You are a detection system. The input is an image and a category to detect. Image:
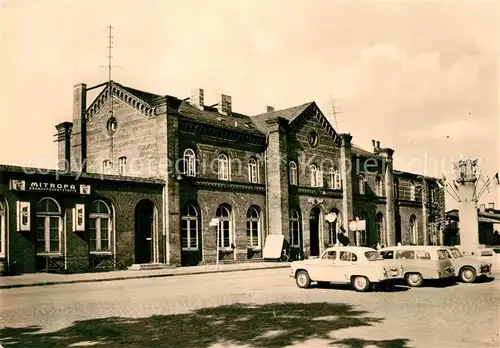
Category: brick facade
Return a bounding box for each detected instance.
[0,80,446,274]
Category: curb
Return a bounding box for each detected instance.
[0,264,290,289]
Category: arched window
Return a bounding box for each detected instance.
[328,208,340,245]
[359,175,366,194]
[218,154,230,180]
[290,209,301,247]
[310,164,318,187]
[375,176,382,196]
[36,198,62,254]
[248,157,258,183]
[216,205,232,248]
[183,149,196,177]
[376,213,384,245]
[289,161,298,185]
[89,200,112,252]
[0,200,5,258]
[409,181,416,201]
[102,159,112,175]
[246,206,261,247]
[181,204,199,249]
[118,157,127,176]
[410,215,418,245]
[329,167,341,190]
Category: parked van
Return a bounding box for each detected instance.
[378,245,455,287]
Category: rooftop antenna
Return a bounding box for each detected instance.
[328,90,340,131]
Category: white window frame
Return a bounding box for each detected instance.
[310,164,318,187]
[376,176,382,196]
[89,200,112,253]
[218,154,230,181]
[316,167,324,187]
[0,201,5,258]
[102,160,112,175]
[118,157,127,176]
[216,205,232,249]
[246,206,261,248]
[183,149,196,177]
[248,158,259,183]
[410,182,416,201]
[329,168,342,190]
[36,197,62,255]
[290,209,301,247]
[181,204,199,250]
[289,161,298,185]
[359,175,366,194]
[410,215,418,244]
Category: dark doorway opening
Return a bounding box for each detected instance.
[395,212,402,244]
[309,207,321,257]
[135,200,155,264]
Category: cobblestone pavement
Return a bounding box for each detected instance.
[1,268,498,348]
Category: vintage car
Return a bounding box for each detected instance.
[443,246,491,283]
[289,246,404,292]
[460,246,499,274]
[379,245,455,287]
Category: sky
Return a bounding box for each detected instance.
[0,0,499,210]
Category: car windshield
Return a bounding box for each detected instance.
[365,251,383,261]
[449,248,462,258]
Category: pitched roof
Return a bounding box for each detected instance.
[174,100,265,136]
[249,102,313,133]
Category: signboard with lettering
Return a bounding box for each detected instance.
[9,180,91,195]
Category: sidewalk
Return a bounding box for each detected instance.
[0,262,291,289]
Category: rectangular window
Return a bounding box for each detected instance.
[328,222,337,245]
[290,221,300,247]
[181,219,198,249]
[101,218,109,251]
[334,173,342,189]
[396,250,415,259]
[36,217,45,252]
[49,217,59,252]
[89,218,97,252]
[218,220,231,248]
[246,221,259,247]
[102,160,112,175]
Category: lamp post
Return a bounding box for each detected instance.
[209,218,220,270]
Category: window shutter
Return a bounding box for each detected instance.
[73,204,85,231]
[16,201,30,231]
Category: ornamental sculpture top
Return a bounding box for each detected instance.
[454,159,478,184]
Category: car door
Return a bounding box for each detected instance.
[337,251,356,283]
[315,250,337,281]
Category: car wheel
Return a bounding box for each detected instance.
[405,273,423,287]
[352,276,371,292]
[295,270,311,288]
[460,266,477,283]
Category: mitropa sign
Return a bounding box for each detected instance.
[9,179,91,195]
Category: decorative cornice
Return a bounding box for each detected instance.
[179,176,265,193]
[178,120,266,147]
[295,186,343,198]
[86,83,161,123]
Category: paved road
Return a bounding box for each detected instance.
[1,268,499,348]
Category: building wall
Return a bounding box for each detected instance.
[85,96,167,178]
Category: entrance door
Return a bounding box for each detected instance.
[309,207,320,257]
[135,200,155,264]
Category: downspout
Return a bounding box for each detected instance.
[164,106,170,265]
[264,134,270,241]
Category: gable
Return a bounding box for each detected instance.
[85,82,164,123]
[288,102,341,146]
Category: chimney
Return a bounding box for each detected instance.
[267,105,275,113]
[190,88,204,110]
[372,139,376,148]
[55,122,73,171]
[218,94,232,116]
[488,202,495,211]
[376,140,381,149]
[479,204,486,213]
[70,83,87,172]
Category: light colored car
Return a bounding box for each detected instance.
[460,247,500,274]
[379,245,455,287]
[443,247,491,283]
[289,246,404,292]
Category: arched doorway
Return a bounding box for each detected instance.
[135,200,156,264]
[309,207,321,257]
